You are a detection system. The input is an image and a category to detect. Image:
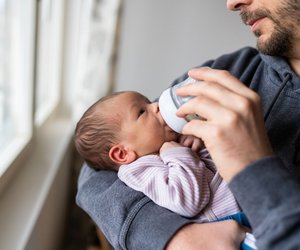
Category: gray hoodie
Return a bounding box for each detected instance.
[76,47,300,250]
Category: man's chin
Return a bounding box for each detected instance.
[256,29,292,56]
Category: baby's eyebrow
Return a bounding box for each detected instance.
[129,102,138,112]
[129,103,142,118]
[144,97,151,104]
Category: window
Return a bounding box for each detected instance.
[0,0,121,178]
[0,0,35,176]
[0,0,122,249]
[73,0,121,121]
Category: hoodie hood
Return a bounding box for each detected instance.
[261,53,300,91]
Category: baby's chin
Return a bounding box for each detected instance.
[163,123,178,136]
[166,130,179,142]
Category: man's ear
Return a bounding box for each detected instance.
[109,144,137,165]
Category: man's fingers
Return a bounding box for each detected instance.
[188,67,252,96]
[176,95,233,122]
[176,80,255,114]
[176,68,262,124]
[180,120,209,140]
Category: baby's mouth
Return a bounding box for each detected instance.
[162,118,172,131]
[158,110,176,133]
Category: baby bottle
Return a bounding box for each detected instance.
[159,76,202,133]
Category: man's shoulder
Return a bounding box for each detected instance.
[172,47,261,87]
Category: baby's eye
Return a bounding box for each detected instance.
[138,109,145,117]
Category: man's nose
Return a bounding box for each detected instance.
[226,0,252,11]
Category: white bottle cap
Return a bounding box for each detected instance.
[159,88,188,133]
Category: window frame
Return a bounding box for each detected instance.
[34,0,64,127]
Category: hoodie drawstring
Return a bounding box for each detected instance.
[264,73,292,122]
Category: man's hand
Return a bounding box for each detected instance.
[166,220,248,250]
[176,67,273,181]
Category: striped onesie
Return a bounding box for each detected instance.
[118,146,241,222]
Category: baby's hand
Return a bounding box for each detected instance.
[160,141,181,154]
[178,135,204,152]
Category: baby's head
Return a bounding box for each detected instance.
[74,91,178,171]
[74,92,124,171]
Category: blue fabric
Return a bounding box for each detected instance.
[217,212,251,228]
[241,242,255,250]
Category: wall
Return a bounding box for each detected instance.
[115,0,256,100]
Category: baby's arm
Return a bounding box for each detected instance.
[118,145,213,217]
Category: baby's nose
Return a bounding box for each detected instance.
[151,102,165,123]
[150,102,159,113]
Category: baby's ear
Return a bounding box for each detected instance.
[109,144,137,165]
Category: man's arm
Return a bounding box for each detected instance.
[77,163,247,250]
[76,163,191,249]
[166,220,248,250]
[229,157,300,250]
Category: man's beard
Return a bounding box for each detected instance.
[255,23,292,56]
[240,0,300,57]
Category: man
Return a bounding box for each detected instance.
[76,0,300,249]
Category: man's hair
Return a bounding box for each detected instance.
[74,92,125,171]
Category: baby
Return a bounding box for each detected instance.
[75,91,256,249]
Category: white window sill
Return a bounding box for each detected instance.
[0,114,74,250]
[0,135,31,177]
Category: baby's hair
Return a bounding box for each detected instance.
[74,91,126,171]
